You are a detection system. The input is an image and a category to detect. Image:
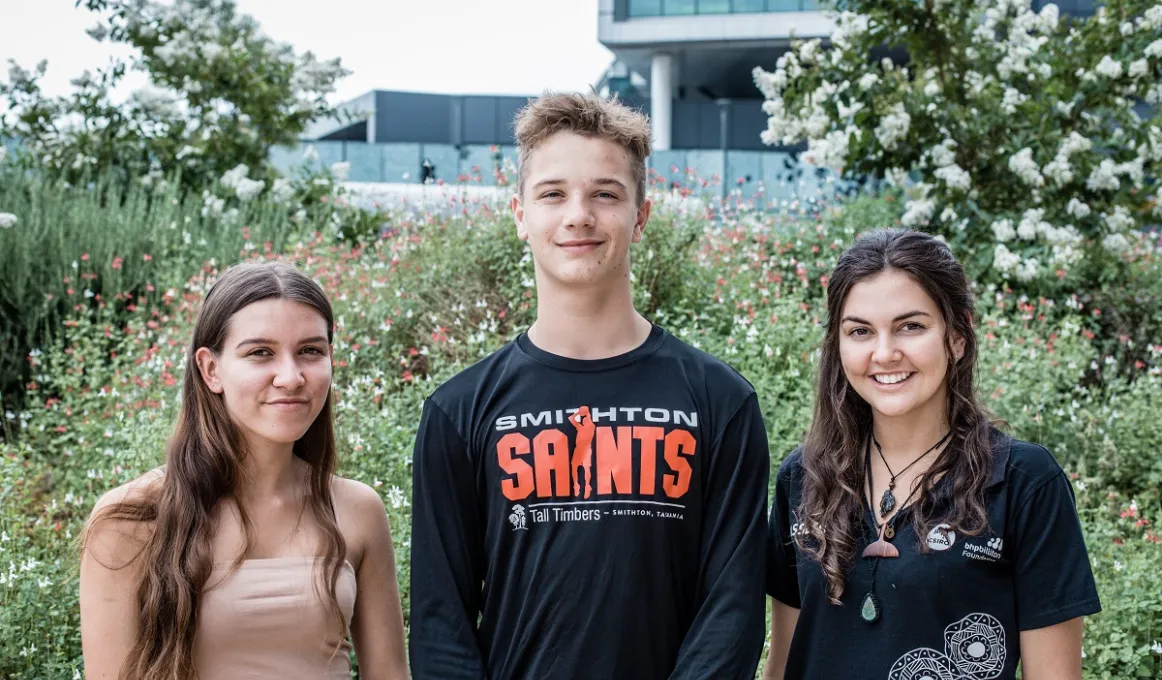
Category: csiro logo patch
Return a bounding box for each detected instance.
[927,523,956,551]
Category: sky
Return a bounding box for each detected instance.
[0,0,615,104]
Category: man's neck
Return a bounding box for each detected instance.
[528,279,652,360]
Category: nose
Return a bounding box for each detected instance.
[271,354,306,389]
[872,335,899,366]
[563,195,595,230]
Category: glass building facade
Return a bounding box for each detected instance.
[627,0,820,16]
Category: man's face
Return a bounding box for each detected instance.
[512,131,651,290]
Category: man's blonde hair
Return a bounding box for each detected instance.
[513,92,652,206]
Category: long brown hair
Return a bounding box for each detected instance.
[799,229,994,603]
[83,260,347,680]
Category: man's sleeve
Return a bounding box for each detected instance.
[767,454,801,607]
[1011,470,1102,631]
[669,392,770,680]
[408,398,488,680]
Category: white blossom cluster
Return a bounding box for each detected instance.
[755,0,1162,286]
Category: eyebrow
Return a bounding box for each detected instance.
[841,311,933,325]
[531,178,629,192]
[235,336,328,349]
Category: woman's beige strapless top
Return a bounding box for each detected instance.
[194,556,357,679]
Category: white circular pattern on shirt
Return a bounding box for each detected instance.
[943,612,1007,679]
[887,647,960,680]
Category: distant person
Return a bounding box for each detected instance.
[421,157,435,184]
[407,92,770,679]
[80,261,409,680]
[762,229,1100,680]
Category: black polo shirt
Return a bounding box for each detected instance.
[767,430,1101,679]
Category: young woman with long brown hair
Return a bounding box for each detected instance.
[763,229,1100,680]
[80,261,409,679]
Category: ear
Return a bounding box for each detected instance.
[511,194,529,242]
[951,330,967,363]
[632,197,652,244]
[195,347,224,394]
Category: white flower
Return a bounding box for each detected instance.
[1103,233,1131,253]
[1151,640,1162,655]
[1055,100,1075,116]
[1104,206,1136,232]
[1043,155,1073,185]
[1009,148,1044,187]
[798,39,821,64]
[901,197,936,228]
[924,80,940,97]
[858,73,880,91]
[1016,258,1040,281]
[1147,39,1162,58]
[1067,198,1091,219]
[220,164,250,190]
[804,128,856,169]
[271,177,295,203]
[329,161,351,182]
[0,212,16,229]
[1096,55,1124,79]
[930,139,957,168]
[1144,6,1162,30]
[1059,131,1092,156]
[1039,4,1060,31]
[832,11,871,50]
[1121,21,1135,36]
[1086,159,1120,191]
[940,207,958,223]
[935,164,971,191]
[1130,59,1150,79]
[1018,209,1046,240]
[993,244,1021,274]
[874,103,911,151]
[1002,87,1028,114]
[234,177,265,201]
[992,219,1016,243]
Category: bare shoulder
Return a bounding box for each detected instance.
[90,468,165,517]
[84,468,164,570]
[330,475,387,517]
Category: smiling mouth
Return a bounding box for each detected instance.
[558,240,603,250]
[267,399,309,408]
[872,372,914,385]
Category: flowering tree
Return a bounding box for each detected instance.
[0,0,349,194]
[754,0,1162,288]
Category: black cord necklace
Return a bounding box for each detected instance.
[859,438,930,625]
[872,430,951,517]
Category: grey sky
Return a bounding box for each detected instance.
[0,0,614,104]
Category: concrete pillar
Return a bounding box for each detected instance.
[650,52,673,152]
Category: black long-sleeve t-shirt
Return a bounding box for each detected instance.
[409,324,769,680]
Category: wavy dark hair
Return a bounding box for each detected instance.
[82,260,347,680]
[799,229,994,603]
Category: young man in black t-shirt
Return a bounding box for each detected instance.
[408,93,770,680]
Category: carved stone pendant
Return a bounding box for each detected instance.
[861,591,881,624]
[879,487,897,517]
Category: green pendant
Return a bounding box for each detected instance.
[860,592,881,624]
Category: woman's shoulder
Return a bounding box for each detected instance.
[329,475,385,512]
[90,468,165,518]
[84,468,164,568]
[997,434,1066,483]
